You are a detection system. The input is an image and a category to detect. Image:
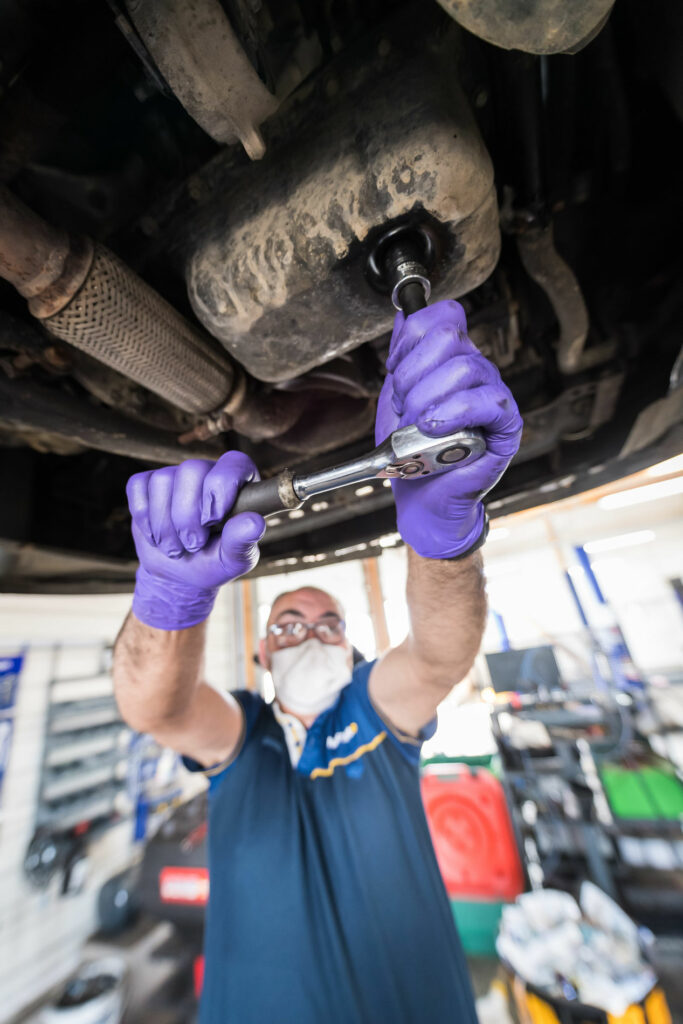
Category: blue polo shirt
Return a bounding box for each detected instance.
[188,659,477,1024]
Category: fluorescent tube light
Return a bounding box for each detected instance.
[583,530,655,553]
[598,477,683,509]
[645,454,683,477]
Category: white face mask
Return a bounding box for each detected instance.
[270,639,351,717]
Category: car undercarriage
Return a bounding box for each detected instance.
[0,0,681,590]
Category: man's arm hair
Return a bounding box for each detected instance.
[113,611,244,769]
[369,547,487,735]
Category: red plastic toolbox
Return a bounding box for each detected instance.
[420,766,524,900]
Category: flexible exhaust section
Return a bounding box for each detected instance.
[41,243,235,415]
[0,186,236,416]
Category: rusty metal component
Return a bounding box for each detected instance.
[0,541,141,595]
[0,312,70,376]
[177,369,247,443]
[270,397,376,456]
[179,383,370,451]
[0,182,94,318]
[0,186,88,301]
[514,373,624,461]
[435,0,615,55]
[126,0,278,160]
[177,414,231,445]
[229,468,303,520]
[1,311,197,434]
[187,41,500,383]
[67,352,196,434]
[28,236,95,319]
[276,470,300,513]
[178,380,308,445]
[517,224,590,376]
[231,389,308,442]
[0,373,219,463]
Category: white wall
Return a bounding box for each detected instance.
[574,520,683,676]
[483,492,683,677]
[378,483,683,680]
[0,585,239,1022]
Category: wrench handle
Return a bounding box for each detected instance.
[225,470,302,522]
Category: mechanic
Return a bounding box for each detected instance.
[113,301,522,1024]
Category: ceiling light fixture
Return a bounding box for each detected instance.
[583,530,655,554]
[645,454,683,477]
[597,477,683,510]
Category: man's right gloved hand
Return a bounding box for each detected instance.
[126,451,266,630]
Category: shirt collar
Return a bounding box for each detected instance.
[272,699,308,768]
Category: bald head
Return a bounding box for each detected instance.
[266,586,344,631]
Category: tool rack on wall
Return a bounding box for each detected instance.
[491,688,683,932]
[37,643,129,832]
[24,642,132,891]
[25,641,184,892]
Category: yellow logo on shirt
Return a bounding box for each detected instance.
[311,731,386,779]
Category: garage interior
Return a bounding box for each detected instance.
[0,456,681,1022]
[1,0,682,1021]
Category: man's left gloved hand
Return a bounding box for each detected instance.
[376,300,523,560]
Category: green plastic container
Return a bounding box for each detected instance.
[421,753,501,776]
[600,764,683,821]
[450,899,505,955]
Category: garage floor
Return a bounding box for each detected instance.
[70,921,683,1023]
[86,920,196,1024]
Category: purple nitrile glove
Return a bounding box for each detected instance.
[126,451,266,630]
[376,300,523,559]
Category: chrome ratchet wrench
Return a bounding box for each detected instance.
[227,423,486,521]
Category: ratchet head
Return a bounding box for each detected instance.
[381,424,486,480]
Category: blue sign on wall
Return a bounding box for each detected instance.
[0,654,24,806]
[0,655,23,713]
[0,715,15,804]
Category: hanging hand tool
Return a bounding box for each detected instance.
[223,224,487,524]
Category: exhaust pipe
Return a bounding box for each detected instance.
[0,187,374,452]
[0,186,235,416]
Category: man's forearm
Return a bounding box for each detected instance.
[113,611,207,733]
[405,546,487,690]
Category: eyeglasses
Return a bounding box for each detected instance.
[267,618,346,648]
